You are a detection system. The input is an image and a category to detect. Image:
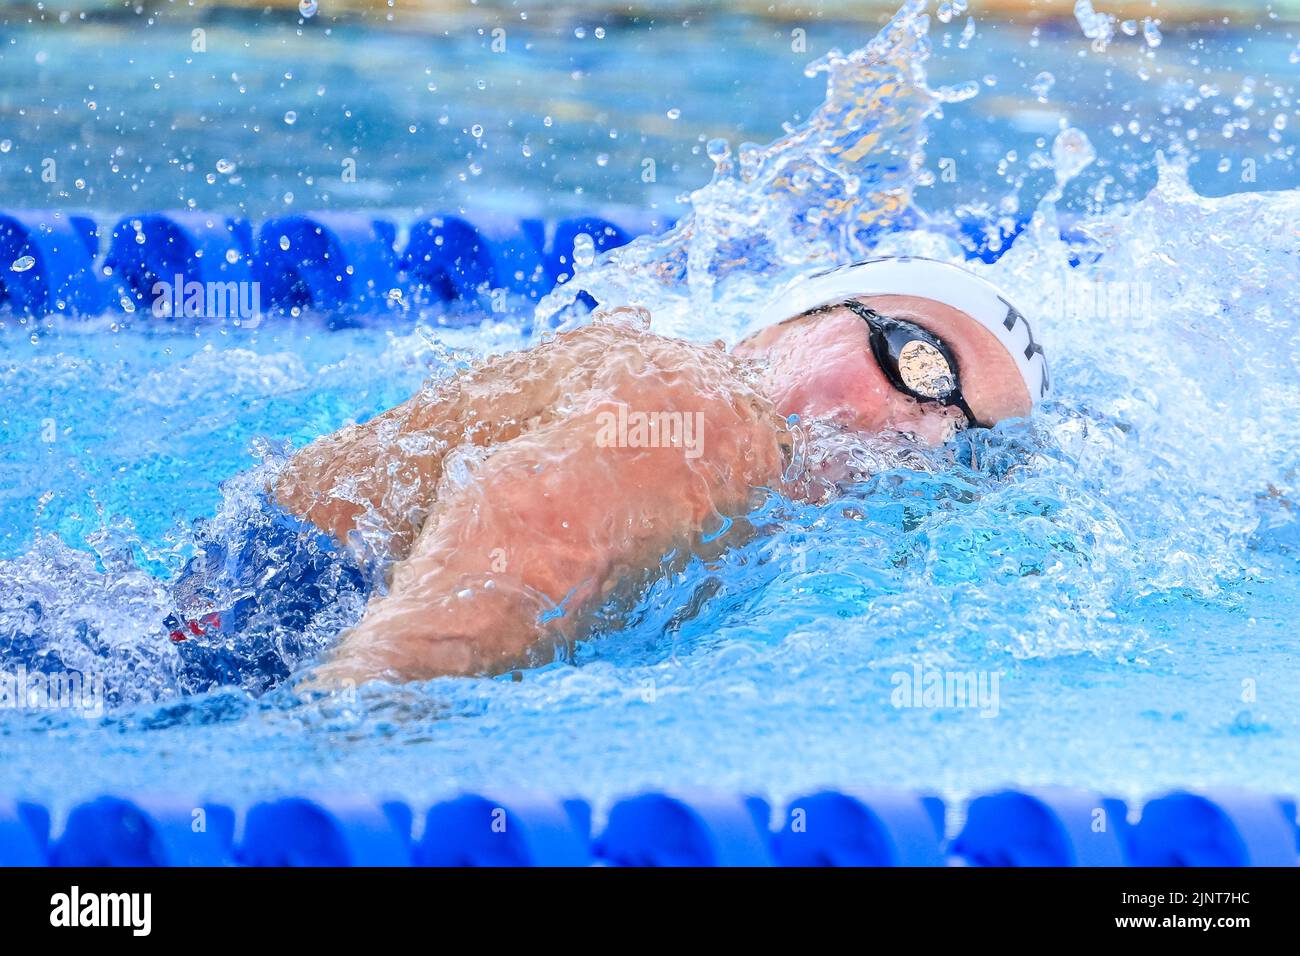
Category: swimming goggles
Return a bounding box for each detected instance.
[841,299,982,428]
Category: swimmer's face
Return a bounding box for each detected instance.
[735,294,1033,443]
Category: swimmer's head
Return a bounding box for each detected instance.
[735,257,1051,443]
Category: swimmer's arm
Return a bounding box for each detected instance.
[312,392,785,683]
[274,328,624,552]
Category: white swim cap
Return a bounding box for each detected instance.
[748,256,1051,403]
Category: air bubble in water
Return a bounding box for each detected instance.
[225,249,240,264]
[216,158,236,174]
[666,108,681,120]
[119,295,136,313]
[299,0,318,17]
[706,138,731,164]
[471,124,484,138]
[279,235,291,251]
[10,255,36,272]
[0,139,11,153]
[284,110,298,125]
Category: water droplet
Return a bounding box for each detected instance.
[1030,71,1055,102]
[10,255,35,272]
[706,138,731,164]
[1052,127,1096,185]
[279,235,291,251]
[572,233,596,269]
[1142,17,1162,48]
[284,110,298,125]
[299,0,318,17]
[958,18,976,49]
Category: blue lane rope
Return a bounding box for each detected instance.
[1,208,1045,320]
[0,209,678,320]
[3,788,1295,866]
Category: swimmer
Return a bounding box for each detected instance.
[169,257,1050,690]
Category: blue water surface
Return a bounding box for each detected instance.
[1,5,1299,814]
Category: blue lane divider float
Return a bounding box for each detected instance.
[950,788,1129,867]
[3,787,1298,866]
[416,792,592,866]
[771,789,946,866]
[0,799,49,865]
[52,795,236,866]
[404,212,551,305]
[594,792,774,866]
[0,210,104,315]
[255,213,401,316]
[105,212,254,317]
[1126,790,1298,867]
[239,795,412,866]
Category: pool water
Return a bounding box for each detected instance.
[1,2,1299,815]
